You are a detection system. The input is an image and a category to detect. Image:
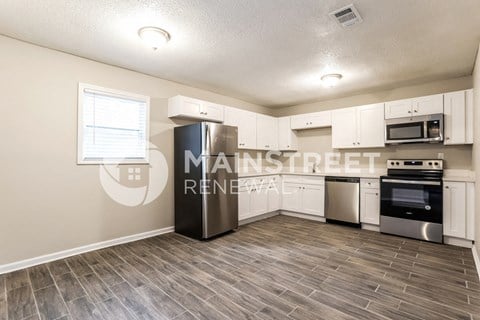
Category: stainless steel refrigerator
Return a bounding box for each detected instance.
[174,122,238,239]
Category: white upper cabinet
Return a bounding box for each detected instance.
[411,94,443,116]
[332,103,385,149]
[256,114,278,150]
[168,95,224,122]
[331,107,358,148]
[278,117,298,151]
[384,98,413,119]
[224,107,257,149]
[384,94,443,119]
[357,103,385,148]
[290,111,332,130]
[444,89,473,145]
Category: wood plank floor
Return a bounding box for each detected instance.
[1,215,479,320]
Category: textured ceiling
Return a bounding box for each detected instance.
[0,0,479,108]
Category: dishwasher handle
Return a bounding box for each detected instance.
[325,176,360,183]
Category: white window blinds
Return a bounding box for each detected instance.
[78,84,150,164]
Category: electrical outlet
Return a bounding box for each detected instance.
[437,153,444,160]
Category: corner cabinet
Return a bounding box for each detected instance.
[168,95,224,122]
[384,94,443,119]
[331,103,385,149]
[238,176,280,221]
[278,117,298,151]
[443,89,473,145]
[443,181,475,240]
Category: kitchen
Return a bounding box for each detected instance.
[1,1,480,320]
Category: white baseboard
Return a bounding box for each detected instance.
[361,223,380,232]
[280,211,326,223]
[443,236,473,248]
[239,211,279,226]
[472,245,480,281]
[0,226,174,275]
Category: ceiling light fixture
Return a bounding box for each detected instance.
[138,26,171,50]
[321,73,343,87]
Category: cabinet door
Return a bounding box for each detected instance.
[360,188,380,225]
[444,91,466,145]
[282,183,302,212]
[443,182,466,238]
[278,117,298,151]
[228,109,257,149]
[412,94,443,116]
[384,99,412,119]
[251,188,269,216]
[290,111,331,130]
[466,182,475,241]
[331,107,358,148]
[201,102,224,122]
[466,89,473,144]
[302,185,325,216]
[238,189,251,221]
[357,103,385,148]
[267,184,281,212]
[256,115,278,150]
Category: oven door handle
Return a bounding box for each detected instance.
[382,179,441,186]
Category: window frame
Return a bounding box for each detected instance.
[77,83,151,165]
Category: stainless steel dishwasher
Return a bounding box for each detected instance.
[325,176,360,226]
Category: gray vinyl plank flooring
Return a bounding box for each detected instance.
[0,215,479,320]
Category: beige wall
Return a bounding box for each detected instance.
[272,76,474,170]
[0,35,270,265]
[273,76,472,117]
[473,44,480,257]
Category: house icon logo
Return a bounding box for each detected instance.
[99,142,168,207]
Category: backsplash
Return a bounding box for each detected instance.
[238,127,472,172]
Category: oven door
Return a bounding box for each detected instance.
[380,177,442,223]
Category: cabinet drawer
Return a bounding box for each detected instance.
[361,178,380,189]
[302,176,325,185]
[282,175,303,183]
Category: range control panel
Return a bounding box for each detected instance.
[387,159,443,170]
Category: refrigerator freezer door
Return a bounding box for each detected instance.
[202,123,238,156]
[202,156,238,238]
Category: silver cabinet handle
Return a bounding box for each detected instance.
[414,110,418,113]
[408,110,412,113]
[445,186,449,189]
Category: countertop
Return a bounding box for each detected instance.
[239,168,475,182]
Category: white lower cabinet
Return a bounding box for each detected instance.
[282,183,302,212]
[302,185,325,216]
[238,176,280,221]
[281,176,325,217]
[443,181,475,240]
[360,179,380,225]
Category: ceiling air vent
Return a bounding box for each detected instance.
[329,4,363,27]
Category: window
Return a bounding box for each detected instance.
[77,83,150,164]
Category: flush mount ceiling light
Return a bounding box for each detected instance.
[138,26,171,50]
[321,73,343,87]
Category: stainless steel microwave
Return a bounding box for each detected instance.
[385,114,443,144]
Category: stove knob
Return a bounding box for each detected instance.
[434,162,439,166]
[428,162,433,165]
[390,161,395,165]
[396,162,400,165]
